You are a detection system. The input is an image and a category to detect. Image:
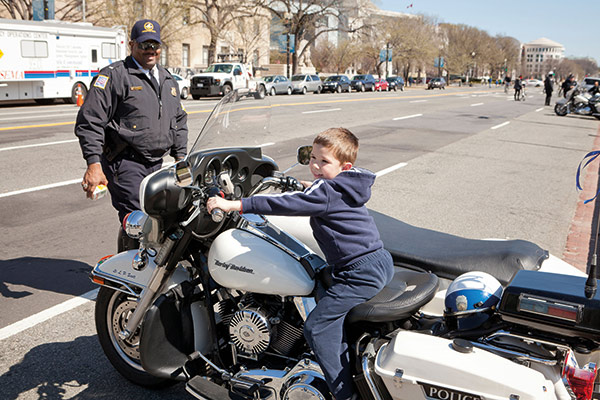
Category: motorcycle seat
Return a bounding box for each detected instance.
[347,267,439,324]
[370,210,548,285]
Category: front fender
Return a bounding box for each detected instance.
[90,250,189,297]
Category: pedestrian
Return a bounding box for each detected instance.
[207,127,394,400]
[544,73,553,106]
[75,19,188,251]
[514,75,523,101]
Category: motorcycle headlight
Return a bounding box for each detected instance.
[123,210,149,239]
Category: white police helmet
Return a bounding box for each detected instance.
[444,271,503,330]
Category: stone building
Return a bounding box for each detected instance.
[520,37,564,77]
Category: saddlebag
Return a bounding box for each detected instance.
[499,270,600,345]
[139,281,210,380]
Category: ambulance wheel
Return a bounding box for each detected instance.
[67,82,87,104]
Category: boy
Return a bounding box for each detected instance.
[207,127,394,400]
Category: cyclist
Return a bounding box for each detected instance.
[504,76,511,93]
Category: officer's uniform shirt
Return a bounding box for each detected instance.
[75,55,188,165]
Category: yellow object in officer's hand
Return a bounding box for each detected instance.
[91,184,108,200]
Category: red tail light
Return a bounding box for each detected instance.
[564,362,597,400]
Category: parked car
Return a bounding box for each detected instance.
[427,77,446,90]
[350,74,376,92]
[171,72,190,99]
[263,75,293,96]
[386,76,404,91]
[523,79,543,87]
[291,74,322,94]
[375,78,389,91]
[321,75,351,93]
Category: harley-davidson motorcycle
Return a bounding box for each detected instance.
[555,86,600,119]
[90,91,600,400]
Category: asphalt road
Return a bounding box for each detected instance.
[1,84,599,399]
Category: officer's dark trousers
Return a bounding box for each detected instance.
[545,92,552,106]
[304,248,394,400]
[101,152,162,222]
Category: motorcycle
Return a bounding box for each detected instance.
[555,86,600,119]
[90,91,600,400]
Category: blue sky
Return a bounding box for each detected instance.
[377,0,600,65]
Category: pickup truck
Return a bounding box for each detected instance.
[190,62,266,100]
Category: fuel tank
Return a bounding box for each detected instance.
[208,228,315,296]
[374,331,557,400]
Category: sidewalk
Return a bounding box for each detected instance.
[369,105,600,272]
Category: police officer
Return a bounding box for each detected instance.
[75,19,188,251]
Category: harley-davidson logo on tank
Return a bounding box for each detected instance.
[419,382,482,400]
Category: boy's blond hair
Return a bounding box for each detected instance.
[313,127,359,164]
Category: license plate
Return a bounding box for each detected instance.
[419,382,482,400]
[196,83,203,87]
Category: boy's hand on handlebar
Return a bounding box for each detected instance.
[300,180,313,189]
[206,196,242,213]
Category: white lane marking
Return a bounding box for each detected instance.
[0,289,98,341]
[471,103,484,107]
[0,113,77,122]
[0,139,78,152]
[260,142,275,147]
[301,108,341,114]
[0,179,82,198]
[409,100,427,103]
[491,121,510,130]
[536,107,544,112]
[376,162,408,177]
[393,113,423,121]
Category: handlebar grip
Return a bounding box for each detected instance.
[211,208,225,223]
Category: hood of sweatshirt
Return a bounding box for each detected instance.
[328,167,375,206]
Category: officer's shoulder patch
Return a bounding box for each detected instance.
[171,87,177,96]
[94,75,109,90]
[131,86,143,91]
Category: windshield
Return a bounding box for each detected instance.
[189,91,273,158]
[325,76,340,82]
[204,64,233,74]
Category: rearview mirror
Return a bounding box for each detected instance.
[297,145,312,165]
[174,160,193,187]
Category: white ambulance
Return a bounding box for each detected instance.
[0,18,126,104]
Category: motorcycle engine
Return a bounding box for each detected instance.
[222,295,304,359]
[229,308,271,355]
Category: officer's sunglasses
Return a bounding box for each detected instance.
[137,41,161,51]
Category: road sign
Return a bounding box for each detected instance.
[380,49,392,62]
[277,34,295,54]
[434,57,444,68]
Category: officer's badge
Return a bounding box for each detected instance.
[171,87,177,96]
[94,75,109,90]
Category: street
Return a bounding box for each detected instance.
[1,84,599,399]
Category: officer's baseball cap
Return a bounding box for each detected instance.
[131,19,161,44]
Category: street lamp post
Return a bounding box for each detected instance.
[283,12,292,79]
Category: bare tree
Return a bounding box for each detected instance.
[253,0,361,75]
[310,40,334,73]
[389,15,438,81]
[1,0,33,19]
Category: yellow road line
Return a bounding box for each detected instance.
[0,89,497,131]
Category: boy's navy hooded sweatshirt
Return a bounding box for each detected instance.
[241,168,383,268]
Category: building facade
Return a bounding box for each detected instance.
[520,37,564,76]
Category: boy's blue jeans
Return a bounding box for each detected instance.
[304,248,394,400]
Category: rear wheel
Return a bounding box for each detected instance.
[192,94,201,100]
[371,85,376,92]
[67,82,87,104]
[95,287,172,388]
[554,103,568,116]
[302,87,307,95]
[287,87,292,95]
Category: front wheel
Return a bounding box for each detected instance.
[95,287,172,387]
[287,87,292,95]
[302,87,307,95]
[270,87,277,96]
[554,103,568,116]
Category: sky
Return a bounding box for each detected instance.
[377,0,600,65]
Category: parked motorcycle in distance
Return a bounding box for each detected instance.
[89,91,600,400]
[555,86,600,119]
